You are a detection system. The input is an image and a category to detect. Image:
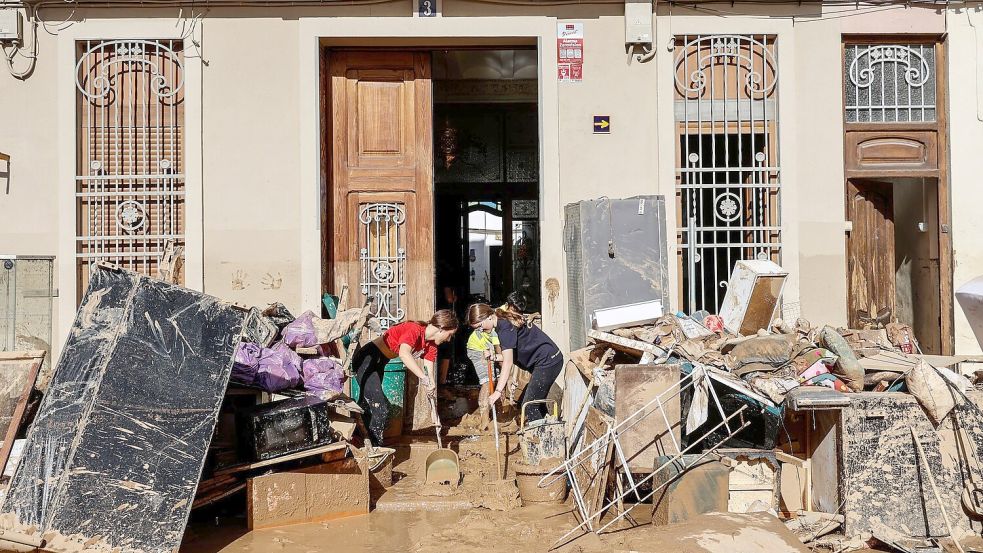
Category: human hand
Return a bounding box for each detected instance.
[489,390,501,404]
[422,376,437,398]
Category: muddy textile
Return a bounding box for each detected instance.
[353,342,391,446]
[0,265,250,553]
[819,326,864,392]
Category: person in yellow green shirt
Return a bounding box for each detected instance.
[467,326,502,432]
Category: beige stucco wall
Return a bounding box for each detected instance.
[0,4,970,359]
[946,7,983,354]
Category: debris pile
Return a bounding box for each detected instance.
[551,259,983,552]
[4,257,983,553]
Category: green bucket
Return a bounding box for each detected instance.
[351,359,405,438]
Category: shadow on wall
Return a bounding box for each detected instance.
[1,153,9,194]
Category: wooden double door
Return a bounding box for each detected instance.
[324,51,435,326]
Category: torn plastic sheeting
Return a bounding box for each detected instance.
[302,357,345,394]
[283,311,318,349]
[1,265,250,553]
[282,307,368,349]
[685,365,710,434]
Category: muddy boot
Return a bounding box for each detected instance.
[477,385,491,433]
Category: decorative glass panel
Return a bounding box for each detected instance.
[75,39,185,293]
[359,203,407,330]
[673,35,781,313]
[506,150,538,183]
[511,199,538,220]
[844,44,936,123]
[512,221,541,312]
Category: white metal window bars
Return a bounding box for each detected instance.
[844,44,936,123]
[674,35,781,314]
[359,203,407,330]
[540,363,752,548]
[75,40,185,287]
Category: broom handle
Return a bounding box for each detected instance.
[488,344,503,479]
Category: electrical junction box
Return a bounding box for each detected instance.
[0,9,23,43]
[625,0,653,45]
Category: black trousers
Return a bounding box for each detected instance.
[518,355,564,422]
[352,342,391,446]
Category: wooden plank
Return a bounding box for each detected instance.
[192,482,246,510]
[936,40,954,356]
[614,364,681,474]
[587,329,666,357]
[0,351,44,477]
[574,408,614,527]
[0,351,46,361]
[214,441,349,477]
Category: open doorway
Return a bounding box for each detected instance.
[847,177,942,353]
[431,49,541,386]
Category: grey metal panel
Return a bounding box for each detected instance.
[565,203,585,351]
[565,196,670,349]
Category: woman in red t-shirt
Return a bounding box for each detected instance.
[352,309,459,446]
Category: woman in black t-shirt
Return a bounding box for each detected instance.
[466,303,563,422]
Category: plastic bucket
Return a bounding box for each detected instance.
[514,458,568,504]
[351,359,405,438]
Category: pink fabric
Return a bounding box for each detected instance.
[703,315,725,333]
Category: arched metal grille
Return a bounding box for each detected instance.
[75,39,185,293]
[844,43,936,123]
[673,34,781,313]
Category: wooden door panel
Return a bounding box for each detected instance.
[346,69,417,170]
[329,51,434,326]
[847,180,895,328]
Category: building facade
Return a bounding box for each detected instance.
[1,2,981,361]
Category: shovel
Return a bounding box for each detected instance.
[423,368,460,488]
[488,346,503,480]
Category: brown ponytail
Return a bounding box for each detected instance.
[467,303,523,328]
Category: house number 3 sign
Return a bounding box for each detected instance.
[417,0,437,16]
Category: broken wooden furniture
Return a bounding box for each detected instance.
[718,260,788,337]
[777,387,844,516]
[1,264,253,553]
[614,364,681,474]
[0,350,43,479]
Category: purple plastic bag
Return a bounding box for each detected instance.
[282,311,318,349]
[232,342,262,385]
[302,357,345,394]
[256,342,302,392]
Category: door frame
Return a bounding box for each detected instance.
[302,23,559,351]
[841,35,953,354]
[319,44,544,321]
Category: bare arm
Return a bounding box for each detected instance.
[399,343,427,380]
[490,348,514,403]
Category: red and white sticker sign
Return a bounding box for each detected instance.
[557,22,584,82]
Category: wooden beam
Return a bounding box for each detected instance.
[213,441,349,477]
